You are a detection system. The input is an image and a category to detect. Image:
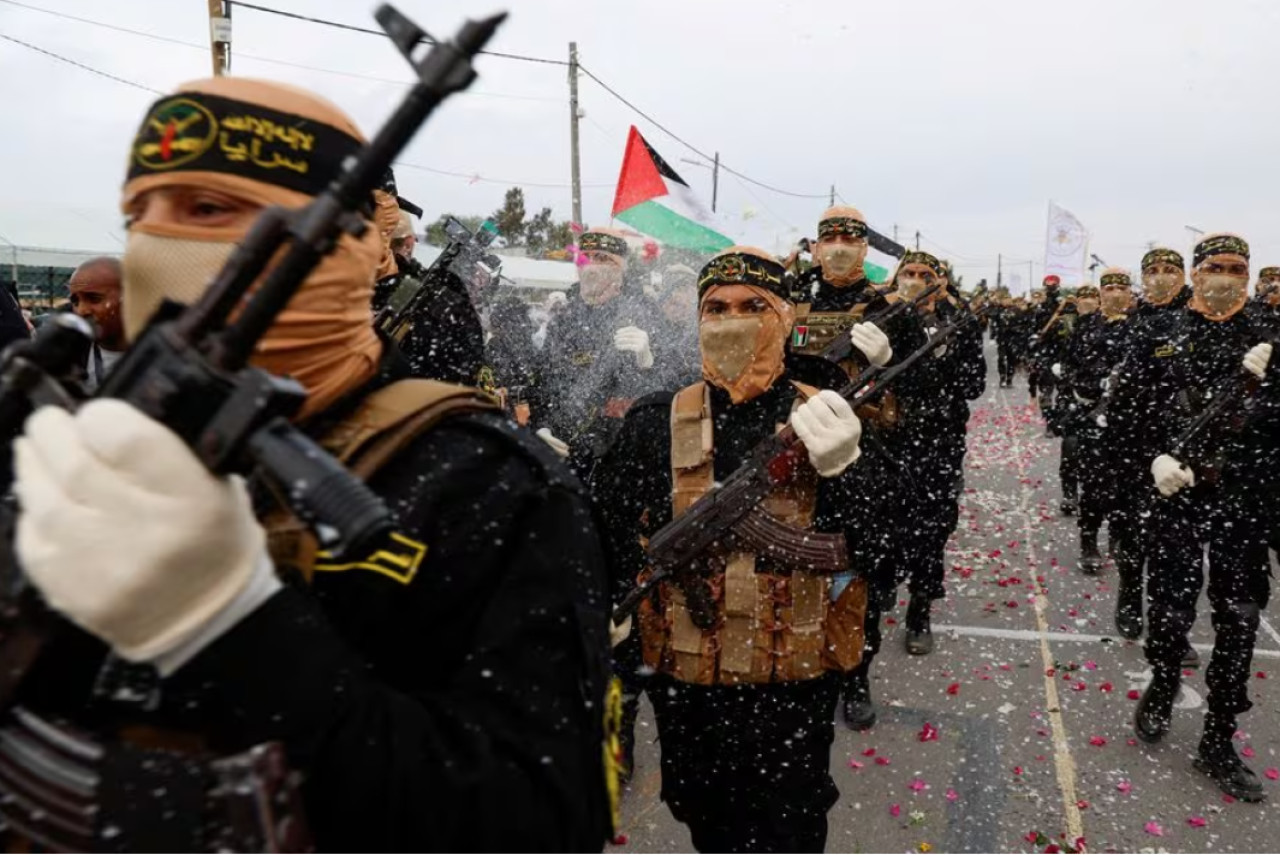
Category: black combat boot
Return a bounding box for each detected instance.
[1060,494,1078,516]
[842,665,877,730]
[1114,577,1143,639]
[1078,527,1103,575]
[1195,712,1266,802]
[1133,669,1179,744]
[904,594,934,655]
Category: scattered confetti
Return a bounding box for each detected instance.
[1144,821,1164,837]
[1265,768,1279,781]
[946,683,961,695]
[876,756,891,767]
[890,804,901,818]
[1117,780,1133,795]
[1187,816,1207,828]
[909,778,928,793]
[919,722,940,742]
[945,788,959,802]
[1089,736,1106,747]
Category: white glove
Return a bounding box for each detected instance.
[849,322,892,367]
[614,326,654,370]
[536,427,570,459]
[609,615,632,648]
[1151,453,1195,498]
[1243,342,1272,379]
[1051,363,1063,378]
[790,389,863,477]
[14,401,278,667]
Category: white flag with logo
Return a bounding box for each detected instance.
[1043,202,1089,287]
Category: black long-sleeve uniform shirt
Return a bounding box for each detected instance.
[374,254,486,386]
[1107,306,1280,504]
[20,350,614,853]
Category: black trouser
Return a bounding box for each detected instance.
[1059,434,1081,506]
[997,340,1017,385]
[1145,492,1271,716]
[1035,369,1057,409]
[900,441,966,602]
[1075,421,1112,532]
[1109,465,1152,586]
[612,633,647,777]
[649,674,840,853]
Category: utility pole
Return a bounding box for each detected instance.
[1027,260,1033,290]
[568,42,583,227]
[997,253,1002,289]
[893,224,898,243]
[829,185,835,208]
[207,0,231,76]
[712,151,719,214]
[914,230,920,250]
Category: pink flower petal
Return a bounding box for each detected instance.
[849,760,864,769]
[1089,736,1107,747]
[909,778,928,792]
[890,804,901,818]
[1265,768,1279,781]
[1187,816,1207,828]
[1243,746,1256,758]
[1127,690,1141,700]
[876,756,891,766]
[1117,780,1133,794]
[862,748,877,757]
[1083,660,1098,671]
[946,683,961,696]
[1144,821,1164,837]
[945,788,959,802]
[1099,682,1114,692]
[919,722,940,742]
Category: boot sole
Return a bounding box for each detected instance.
[1079,560,1102,576]
[1193,757,1267,802]
[842,708,878,731]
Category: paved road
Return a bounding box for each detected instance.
[612,341,1280,853]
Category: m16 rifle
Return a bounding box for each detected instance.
[0,6,505,851]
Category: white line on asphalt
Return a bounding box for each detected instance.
[997,386,1085,844]
[1260,615,1280,649]
[933,622,1280,659]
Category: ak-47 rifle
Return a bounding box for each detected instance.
[815,281,944,365]
[613,310,979,625]
[0,6,505,851]
[374,216,501,343]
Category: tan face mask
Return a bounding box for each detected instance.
[1190,273,1249,321]
[579,259,624,306]
[1142,271,1184,306]
[1075,298,1099,315]
[1100,290,1131,317]
[897,276,932,303]
[372,189,401,281]
[122,219,383,419]
[699,289,792,404]
[816,241,867,286]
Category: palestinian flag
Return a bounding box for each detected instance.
[610,126,734,253]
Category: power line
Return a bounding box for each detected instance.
[577,64,828,200]
[0,0,561,102]
[0,32,161,93]
[395,161,613,190]
[226,0,569,66]
[222,0,832,201]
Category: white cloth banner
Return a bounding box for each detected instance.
[1043,202,1089,287]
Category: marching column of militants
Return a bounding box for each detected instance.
[7,65,1280,849]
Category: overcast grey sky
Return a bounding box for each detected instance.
[1,0,1278,287]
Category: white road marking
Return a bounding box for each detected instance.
[933,622,1280,659]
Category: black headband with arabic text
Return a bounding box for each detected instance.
[697,252,788,300]
[1193,234,1250,268]
[817,217,868,241]
[127,92,364,197]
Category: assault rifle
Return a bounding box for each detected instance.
[375,216,500,343]
[816,281,944,365]
[0,6,505,851]
[614,311,978,624]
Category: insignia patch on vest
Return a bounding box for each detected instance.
[1154,344,1176,358]
[792,325,810,347]
[313,532,427,585]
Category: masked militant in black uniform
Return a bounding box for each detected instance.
[594,247,870,853]
[1058,272,1134,574]
[879,252,986,655]
[1109,233,1277,801]
[4,76,616,851]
